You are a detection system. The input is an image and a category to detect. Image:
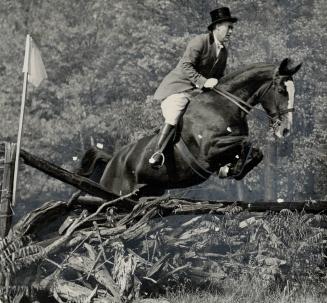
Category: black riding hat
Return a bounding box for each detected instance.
[208,7,238,31]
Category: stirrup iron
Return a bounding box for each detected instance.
[149,151,165,168]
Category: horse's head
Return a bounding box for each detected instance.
[259,58,302,138]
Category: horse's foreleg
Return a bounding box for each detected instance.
[206,135,247,166]
[231,147,263,180]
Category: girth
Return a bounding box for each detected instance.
[175,138,213,180]
[175,135,248,180]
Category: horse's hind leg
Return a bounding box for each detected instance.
[77,147,112,183]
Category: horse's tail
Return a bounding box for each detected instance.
[77,147,112,182]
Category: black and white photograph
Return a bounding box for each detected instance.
[0,0,326,302]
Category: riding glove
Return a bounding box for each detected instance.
[204,78,218,89]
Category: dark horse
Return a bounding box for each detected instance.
[79,58,301,197]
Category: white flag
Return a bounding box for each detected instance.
[22,35,47,87]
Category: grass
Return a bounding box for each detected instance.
[163,279,327,303]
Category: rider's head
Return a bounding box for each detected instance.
[208,7,237,43]
[212,22,234,43]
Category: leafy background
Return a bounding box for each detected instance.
[0,0,326,219]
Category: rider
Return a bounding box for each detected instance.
[149,7,237,168]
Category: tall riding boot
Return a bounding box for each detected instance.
[149,123,174,168]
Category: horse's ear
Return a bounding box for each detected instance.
[288,62,302,75]
[278,58,290,75]
[279,58,302,75]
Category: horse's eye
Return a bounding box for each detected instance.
[278,87,287,96]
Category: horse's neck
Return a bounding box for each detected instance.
[220,65,274,105]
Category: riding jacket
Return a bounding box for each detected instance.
[154,32,228,101]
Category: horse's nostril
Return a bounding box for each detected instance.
[283,128,289,136]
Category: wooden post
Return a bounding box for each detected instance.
[236,180,245,201]
[0,142,16,238]
[264,135,277,201]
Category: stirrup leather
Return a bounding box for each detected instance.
[149,151,165,168]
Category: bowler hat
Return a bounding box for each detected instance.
[208,7,237,31]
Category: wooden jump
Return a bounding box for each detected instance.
[0,143,16,237]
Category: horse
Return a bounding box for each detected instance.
[78,58,301,197]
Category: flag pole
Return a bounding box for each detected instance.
[12,34,31,207]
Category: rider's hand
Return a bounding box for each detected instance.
[203,78,218,89]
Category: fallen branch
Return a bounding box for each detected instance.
[66,255,121,301]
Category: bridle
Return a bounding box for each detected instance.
[212,71,295,130]
[259,73,295,130]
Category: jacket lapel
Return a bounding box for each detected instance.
[209,47,227,77]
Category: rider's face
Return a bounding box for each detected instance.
[213,22,234,43]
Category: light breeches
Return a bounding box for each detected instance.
[161,93,190,126]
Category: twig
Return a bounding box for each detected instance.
[86,248,102,280]
[75,191,137,230]
[93,221,108,260]
[44,258,63,270]
[151,232,158,262]
[67,190,82,206]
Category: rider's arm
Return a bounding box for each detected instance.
[179,35,208,89]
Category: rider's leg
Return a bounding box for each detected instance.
[149,123,174,166]
[149,93,189,167]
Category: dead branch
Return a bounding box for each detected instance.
[66,255,121,301]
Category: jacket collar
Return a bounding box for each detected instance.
[209,31,225,48]
[209,31,215,44]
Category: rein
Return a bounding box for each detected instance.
[212,85,275,122]
[212,79,295,123]
[212,87,253,115]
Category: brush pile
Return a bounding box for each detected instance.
[0,194,326,302]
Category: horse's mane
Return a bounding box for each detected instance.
[220,63,275,90]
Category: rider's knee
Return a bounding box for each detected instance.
[161,93,190,126]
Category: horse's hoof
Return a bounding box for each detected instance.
[218,165,230,178]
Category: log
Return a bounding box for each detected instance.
[19,148,120,200]
[76,195,138,210]
[160,198,327,214]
